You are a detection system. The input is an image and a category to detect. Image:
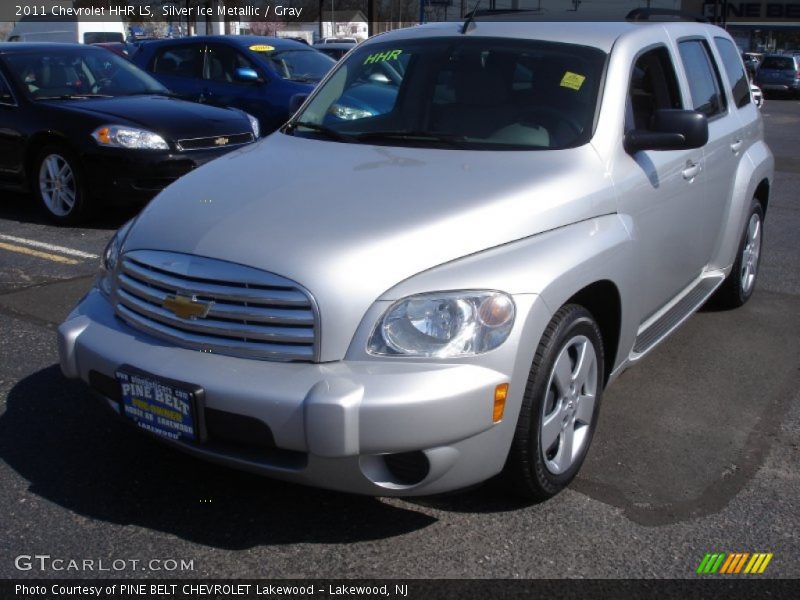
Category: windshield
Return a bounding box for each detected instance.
[250,48,335,82]
[290,37,607,150]
[4,48,168,99]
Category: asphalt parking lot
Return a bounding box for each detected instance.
[0,98,798,581]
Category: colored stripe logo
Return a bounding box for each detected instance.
[696,552,773,574]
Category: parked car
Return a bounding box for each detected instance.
[751,83,764,108]
[91,42,130,59]
[0,43,259,223]
[755,53,800,97]
[312,42,357,61]
[59,19,773,499]
[132,36,336,133]
[8,16,125,44]
[322,37,358,44]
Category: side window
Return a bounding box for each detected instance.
[713,37,751,109]
[627,46,682,130]
[152,45,203,79]
[0,73,14,104]
[678,39,727,118]
[204,44,262,83]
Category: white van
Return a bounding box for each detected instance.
[8,16,125,44]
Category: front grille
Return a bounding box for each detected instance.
[176,132,254,151]
[113,250,318,362]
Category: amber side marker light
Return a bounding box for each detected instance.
[95,127,112,144]
[493,384,509,423]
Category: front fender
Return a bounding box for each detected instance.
[350,213,638,378]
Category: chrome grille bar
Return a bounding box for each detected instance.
[113,250,319,362]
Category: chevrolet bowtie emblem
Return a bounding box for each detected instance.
[214,137,230,146]
[162,294,213,320]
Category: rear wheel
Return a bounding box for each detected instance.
[32,145,90,224]
[712,202,764,309]
[505,304,604,500]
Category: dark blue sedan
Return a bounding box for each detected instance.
[132,36,336,133]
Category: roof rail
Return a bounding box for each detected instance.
[625,8,708,22]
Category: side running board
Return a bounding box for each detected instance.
[631,273,725,359]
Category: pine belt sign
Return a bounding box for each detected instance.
[701,0,800,20]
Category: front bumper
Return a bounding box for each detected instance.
[58,290,519,495]
[81,146,238,204]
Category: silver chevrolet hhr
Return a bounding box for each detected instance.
[59,17,774,500]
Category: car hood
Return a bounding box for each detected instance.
[51,95,249,139]
[125,132,615,360]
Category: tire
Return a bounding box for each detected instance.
[504,304,604,501]
[711,203,764,309]
[32,145,90,224]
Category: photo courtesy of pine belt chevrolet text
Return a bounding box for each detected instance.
[58,17,773,500]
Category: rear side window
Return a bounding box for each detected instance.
[714,37,751,108]
[0,73,14,104]
[83,32,124,44]
[678,39,727,118]
[152,45,204,79]
[760,56,795,70]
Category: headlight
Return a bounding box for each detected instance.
[328,104,374,120]
[368,291,515,358]
[91,125,169,150]
[97,219,134,297]
[244,112,260,137]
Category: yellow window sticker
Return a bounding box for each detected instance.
[364,49,402,65]
[249,44,274,52]
[560,71,586,91]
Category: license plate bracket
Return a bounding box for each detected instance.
[116,366,206,443]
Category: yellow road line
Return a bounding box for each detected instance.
[0,241,80,265]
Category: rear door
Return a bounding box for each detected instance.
[674,36,740,270]
[0,68,23,185]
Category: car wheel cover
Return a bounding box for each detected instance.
[740,212,762,295]
[39,154,76,217]
[541,334,598,475]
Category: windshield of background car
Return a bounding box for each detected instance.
[4,48,168,99]
[292,37,607,150]
[248,47,335,82]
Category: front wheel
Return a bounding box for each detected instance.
[32,145,89,224]
[505,304,604,500]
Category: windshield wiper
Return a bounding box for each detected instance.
[36,94,113,100]
[285,121,354,142]
[125,90,176,97]
[353,130,467,147]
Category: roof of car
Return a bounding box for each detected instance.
[370,20,722,53]
[139,35,310,50]
[313,42,357,50]
[0,42,107,54]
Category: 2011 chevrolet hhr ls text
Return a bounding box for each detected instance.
[58,18,773,499]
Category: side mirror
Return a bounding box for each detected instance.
[624,109,708,153]
[289,93,309,114]
[234,67,260,83]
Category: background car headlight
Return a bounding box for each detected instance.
[97,219,134,297]
[368,291,515,358]
[91,125,169,150]
[244,112,260,137]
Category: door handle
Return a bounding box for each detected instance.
[682,161,701,180]
[731,139,743,153]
